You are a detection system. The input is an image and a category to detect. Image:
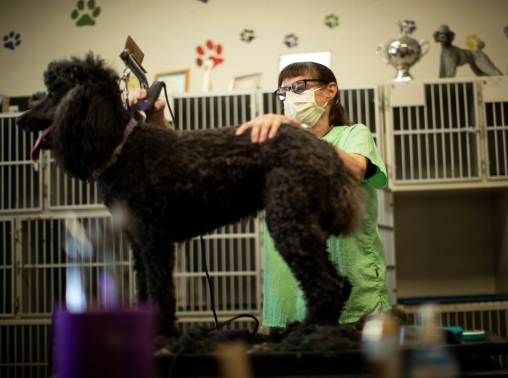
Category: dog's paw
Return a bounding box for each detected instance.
[71,0,101,27]
[283,33,298,48]
[3,31,21,50]
[196,40,224,67]
[324,14,339,29]
[275,324,361,352]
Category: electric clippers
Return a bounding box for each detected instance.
[120,36,163,116]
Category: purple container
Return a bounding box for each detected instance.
[53,308,155,378]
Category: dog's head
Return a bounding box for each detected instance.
[17,52,130,180]
[433,24,455,46]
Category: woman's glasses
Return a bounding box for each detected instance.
[273,79,327,101]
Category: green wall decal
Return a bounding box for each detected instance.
[324,14,339,29]
[71,0,101,27]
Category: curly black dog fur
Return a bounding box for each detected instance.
[17,53,364,337]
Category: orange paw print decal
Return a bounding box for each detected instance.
[196,40,224,67]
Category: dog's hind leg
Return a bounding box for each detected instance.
[267,219,351,327]
[265,178,352,327]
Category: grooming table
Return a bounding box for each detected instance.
[156,332,508,377]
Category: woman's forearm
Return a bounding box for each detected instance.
[335,148,367,183]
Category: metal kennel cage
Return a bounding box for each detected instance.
[0,116,43,212]
[0,102,263,377]
[482,77,508,180]
[387,79,482,184]
[401,301,508,366]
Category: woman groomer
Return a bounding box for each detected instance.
[236,62,391,328]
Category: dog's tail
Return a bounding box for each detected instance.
[330,174,365,237]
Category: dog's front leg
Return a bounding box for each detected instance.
[142,234,179,337]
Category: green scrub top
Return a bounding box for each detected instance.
[262,124,391,327]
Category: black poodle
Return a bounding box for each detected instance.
[17,53,364,337]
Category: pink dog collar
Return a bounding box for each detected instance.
[92,118,137,180]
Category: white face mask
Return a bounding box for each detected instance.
[283,86,329,127]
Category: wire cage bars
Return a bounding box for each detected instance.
[388,80,482,183]
[0,115,43,212]
[482,77,508,180]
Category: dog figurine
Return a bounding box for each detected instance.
[434,24,503,78]
[17,53,364,337]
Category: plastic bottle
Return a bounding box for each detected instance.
[362,314,401,378]
[409,305,459,378]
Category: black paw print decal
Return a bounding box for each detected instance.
[3,31,21,50]
[324,14,339,29]
[71,0,101,26]
[284,33,298,48]
[196,40,224,67]
[404,20,416,34]
[240,29,255,43]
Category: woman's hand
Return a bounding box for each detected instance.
[236,114,302,143]
[130,89,172,129]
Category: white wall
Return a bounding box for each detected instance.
[0,0,507,97]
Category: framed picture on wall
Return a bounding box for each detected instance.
[155,69,190,95]
[228,73,262,91]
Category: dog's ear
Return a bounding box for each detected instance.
[433,30,440,43]
[52,84,124,181]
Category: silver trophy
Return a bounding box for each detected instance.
[377,21,430,81]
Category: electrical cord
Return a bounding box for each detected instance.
[206,313,260,337]
[166,313,260,378]
[200,235,220,330]
[164,89,261,335]
[161,82,177,128]
[160,85,260,377]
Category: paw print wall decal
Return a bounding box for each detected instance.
[324,14,339,29]
[403,20,416,34]
[3,31,21,50]
[284,34,298,48]
[465,34,481,50]
[196,40,224,67]
[71,0,101,27]
[240,29,255,43]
